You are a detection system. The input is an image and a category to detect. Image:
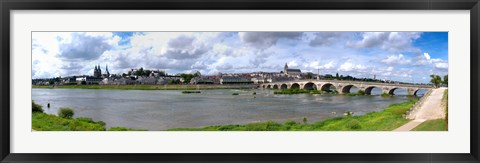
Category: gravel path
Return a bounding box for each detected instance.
[394,88,447,131]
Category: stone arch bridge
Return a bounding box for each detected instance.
[260,80,432,96]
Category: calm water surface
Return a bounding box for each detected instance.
[32,88,426,130]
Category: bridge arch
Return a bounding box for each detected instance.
[413,88,429,96]
[341,85,355,94]
[291,83,300,89]
[280,84,288,89]
[272,84,279,89]
[266,85,272,89]
[303,82,317,90]
[320,83,336,92]
[364,86,382,95]
[388,88,408,95]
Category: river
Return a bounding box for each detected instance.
[31,88,426,130]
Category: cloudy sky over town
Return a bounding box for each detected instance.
[32,32,448,83]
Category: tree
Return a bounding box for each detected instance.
[430,74,442,88]
[144,70,152,77]
[443,75,448,85]
[305,72,313,79]
[134,67,145,76]
[180,73,194,84]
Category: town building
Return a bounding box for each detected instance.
[283,63,302,77]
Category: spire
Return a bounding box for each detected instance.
[106,64,110,75]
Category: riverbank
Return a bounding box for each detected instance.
[168,100,417,131]
[32,112,147,131]
[33,84,256,90]
[32,101,146,131]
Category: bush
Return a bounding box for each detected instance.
[381,93,391,97]
[32,100,44,113]
[285,120,298,126]
[357,90,366,95]
[58,108,74,119]
[346,119,361,129]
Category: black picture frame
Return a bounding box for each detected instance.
[1,0,479,163]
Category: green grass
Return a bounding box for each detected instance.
[32,112,147,131]
[346,90,366,96]
[108,127,147,131]
[32,100,146,131]
[412,119,447,131]
[168,100,416,131]
[32,112,107,131]
[32,85,253,90]
[381,93,392,97]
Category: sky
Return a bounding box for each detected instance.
[32,32,448,83]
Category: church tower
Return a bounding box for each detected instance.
[105,64,110,77]
[284,63,288,74]
[93,65,98,77]
[98,65,102,76]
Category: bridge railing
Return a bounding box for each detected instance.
[405,89,433,119]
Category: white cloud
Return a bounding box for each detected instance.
[435,62,448,69]
[423,52,431,60]
[381,54,410,65]
[339,60,367,72]
[347,32,421,53]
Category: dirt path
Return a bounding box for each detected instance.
[394,88,447,131]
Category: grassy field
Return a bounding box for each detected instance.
[168,100,416,131]
[412,119,447,131]
[32,112,107,131]
[32,101,146,131]
[32,84,255,90]
[32,112,147,131]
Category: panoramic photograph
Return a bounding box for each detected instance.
[31,32,448,131]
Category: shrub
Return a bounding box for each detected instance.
[381,93,391,97]
[357,90,366,95]
[285,120,298,126]
[32,100,44,113]
[58,108,74,119]
[346,119,361,129]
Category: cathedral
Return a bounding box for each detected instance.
[93,65,110,78]
[283,63,301,76]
